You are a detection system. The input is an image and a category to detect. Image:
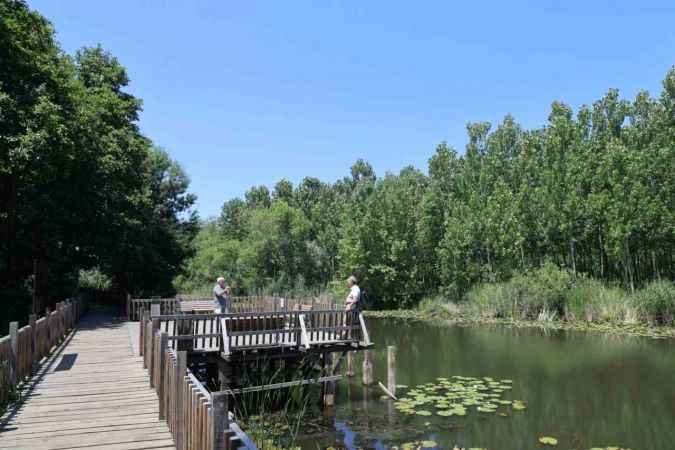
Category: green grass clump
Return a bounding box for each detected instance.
[631,280,675,326]
[464,263,575,320]
[563,279,631,323]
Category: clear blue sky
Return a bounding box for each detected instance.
[30,0,675,219]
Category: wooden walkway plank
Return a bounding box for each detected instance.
[0,309,176,450]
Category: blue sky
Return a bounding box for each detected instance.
[30,1,675,219]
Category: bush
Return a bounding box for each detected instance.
[632,280,675,326]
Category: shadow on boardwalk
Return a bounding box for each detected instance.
[0,306,176,450]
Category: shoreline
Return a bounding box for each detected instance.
[364,309,675,339]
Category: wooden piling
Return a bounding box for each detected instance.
[322,352,335,406]
[387,345,396,398]
[346,351,354,377]
[362,349,373,385]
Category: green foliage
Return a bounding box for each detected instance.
[0,1,197,313]
[77,268,113,291]
[631,280,675,326]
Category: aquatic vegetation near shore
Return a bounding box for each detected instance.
[364,309,675,339]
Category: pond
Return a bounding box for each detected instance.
[295,318,675,450]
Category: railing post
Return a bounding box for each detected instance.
[139,310,146,357]
[212,392,229,450]
[220,318,230,357]
[149,306,160,386]
[358,313,371,345]
[144,320,153,370]
[175,351,187,450]
[150,331,159,388]
[29,314,37,368]
[158,332,168,420]
[9,322,18,386]
[44,306,52,350]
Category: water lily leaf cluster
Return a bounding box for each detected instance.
[392,376,524,418]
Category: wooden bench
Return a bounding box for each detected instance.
[179,299,215,314]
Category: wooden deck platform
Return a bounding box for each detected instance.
[0,309,176,450]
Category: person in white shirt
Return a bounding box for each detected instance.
[345,275,361,311]
[213,277,230,313]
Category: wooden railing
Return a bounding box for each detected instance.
[143,324,257,449]
[0,297,89,407]
[142,309,371,356]
[128,295,340,321]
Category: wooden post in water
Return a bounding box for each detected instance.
[362,349,373,385]
[346,351,354,377]
[9,322,18,385]
[387,346,396,398]
[212,391,229,450]
[322,352,335,407]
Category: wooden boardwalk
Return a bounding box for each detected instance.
[0,309,176,450]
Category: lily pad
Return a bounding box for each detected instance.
[538,436,558,446]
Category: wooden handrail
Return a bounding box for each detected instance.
[0,297,89,408]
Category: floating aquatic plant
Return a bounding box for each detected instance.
[393,375,523,419]
[538,436,558,446]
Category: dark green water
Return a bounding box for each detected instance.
[298,318,675,450]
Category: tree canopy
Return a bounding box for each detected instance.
[1,0,197,320]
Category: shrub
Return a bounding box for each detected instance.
[510,263,576,319]
[631,280,675,326]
